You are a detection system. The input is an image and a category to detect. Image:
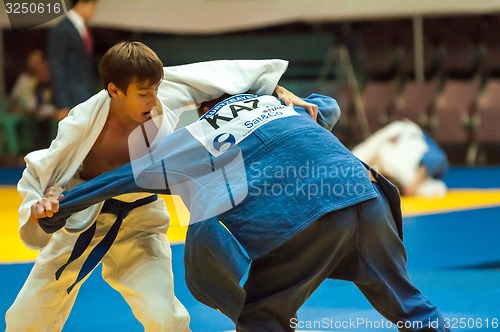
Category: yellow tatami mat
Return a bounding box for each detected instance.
[2,186,500,263]
[0,187,190,263]
[401,189,500,216]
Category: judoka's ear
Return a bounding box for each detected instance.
[107,82,121,98]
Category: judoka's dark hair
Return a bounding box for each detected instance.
[197,94,232,117]
[99,41,164,95]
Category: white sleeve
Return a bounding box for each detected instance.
[17,163,53,249]
[157,59,288,127]
[16,91,110,249]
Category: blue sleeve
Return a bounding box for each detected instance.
[294,94,341,131]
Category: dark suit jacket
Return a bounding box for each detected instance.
[47,17,97,109]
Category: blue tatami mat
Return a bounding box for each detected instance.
[0,166,499,331]
[1,204,499,332]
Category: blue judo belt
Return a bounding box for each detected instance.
[56,194,158,294]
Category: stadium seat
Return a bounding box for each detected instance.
[391,79,437,129]
[352,20,403,82]
[429,78,479,146]
[478,16,500,79]
[469,78,500,163]
[434,16,482,80]
[344,80,398,147]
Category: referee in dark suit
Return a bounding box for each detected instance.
[47,0,98,120]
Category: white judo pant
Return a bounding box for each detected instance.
[6,197,190,332]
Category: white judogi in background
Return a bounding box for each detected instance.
[353,120,448,197]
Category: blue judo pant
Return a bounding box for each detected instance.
[233,182,445,332]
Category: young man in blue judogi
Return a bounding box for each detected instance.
[39,91,449,332]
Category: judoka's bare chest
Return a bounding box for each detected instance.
[80,120,135,180]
